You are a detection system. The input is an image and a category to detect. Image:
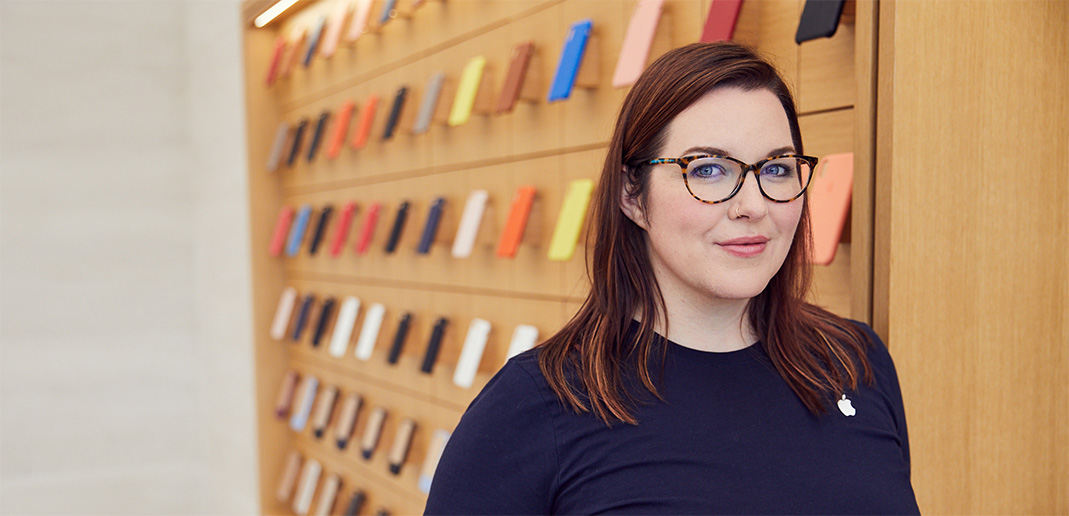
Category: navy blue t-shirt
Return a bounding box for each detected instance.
[425,322,919,515]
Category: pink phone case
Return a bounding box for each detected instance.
[270,206,295,256]
[319,1,350,58]
[808,152,853,265]
[612,0,665,88]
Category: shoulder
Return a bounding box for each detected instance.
[843,319,898,377]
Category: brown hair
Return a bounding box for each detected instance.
[537,42,873,425]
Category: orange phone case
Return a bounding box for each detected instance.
[807,152,853,265]
[496,186,536,258]
[351,95,380,150]
[327,101,355,159]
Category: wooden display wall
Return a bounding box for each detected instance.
[242,0,865,514]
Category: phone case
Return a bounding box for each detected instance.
[386,312,412,364]
[310,385,338,438]
[547,179,595,261]
[496,42,534,113]
[275,450,302,502]
[448,56,487,126]
[506,324,539,362]
[303,17,326,68]
[334,393,362,450]
[269,206,295,256]
[351,95,379,150]
[307,112,330,163]
[413,72,445,135]
[308,204,333,255]
[417,197,445,254]
[319,1,350,59]
[355,202,382,254]
[270,286,299,340]
[328,296,361,357]
[382,86,408,140]
[289,376,319,432]
[451,190,488,258]
[287,119,308,167]
[496,186,536,258]
[265,36,287,86]
[291,294,316,341]
[345,0,375,42]
[384,201,410,254]
[387,419,416,475]
[310,297,336,347]
[420,317,449,374]
[613,0,664,88]
[327,101,355,159]
[273,370,300,418]
[266,122,290,172]
[292,457,321,515]
[547,19,593,102]
[286,205,313,256]
[354,303,386,360]
[807,152,853,265]
[280,28,306,79]
[700,0,744,42]
[453,318,491,388]
[378,0,398,25]
[344,491,366,516]
[795,0,846,43]
[360,407,387,459]
[418,430,451,494]
[313,473,341,516]
[329,202,356,256]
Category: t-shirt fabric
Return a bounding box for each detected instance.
[425,321,919,515]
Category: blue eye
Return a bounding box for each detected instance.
[760,162,796,180]
[687,158,733,181]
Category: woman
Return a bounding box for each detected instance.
[425,42,918,515]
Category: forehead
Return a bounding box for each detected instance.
[660,87,794,161]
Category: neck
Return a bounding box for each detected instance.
[640,290,756,353]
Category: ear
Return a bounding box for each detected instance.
[619,167,648,230]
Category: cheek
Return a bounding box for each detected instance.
[771,201,804,240]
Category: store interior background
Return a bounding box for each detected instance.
[0,1,258,513]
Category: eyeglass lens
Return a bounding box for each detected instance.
[684,157,812,202]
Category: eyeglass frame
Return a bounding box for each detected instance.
[647,153,819,204]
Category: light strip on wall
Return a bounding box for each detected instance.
[255,0,300,28]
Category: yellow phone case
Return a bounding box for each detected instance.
[448,56,487,127]
[547,179,595,261]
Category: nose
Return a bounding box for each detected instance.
[729,170,768,221]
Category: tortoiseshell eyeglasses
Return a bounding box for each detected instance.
[647,154,818,204]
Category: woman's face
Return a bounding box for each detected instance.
[622,86,803,305]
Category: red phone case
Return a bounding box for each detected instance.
[330,202,358,257]
[265,36,287,86]
[270,206,295,256]
[700,0,744,43]
[496,186,536,258]
[808,152,853,265]
[351,95,379,150]
[355,202,382,254]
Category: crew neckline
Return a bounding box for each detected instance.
[629,320,766,365]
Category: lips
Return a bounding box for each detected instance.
[717,236,769,258]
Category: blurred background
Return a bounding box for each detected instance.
[1,1,258,513]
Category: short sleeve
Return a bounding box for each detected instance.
[855,321,912,469]
[424,356,559,515]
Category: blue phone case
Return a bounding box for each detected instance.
[292,294,316,341]
[303,16,326,67]
[378,0,398,25]
[286,205,313,256]
[417,198,445,254]
[548,19,593,102]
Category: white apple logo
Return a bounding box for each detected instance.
[838,394,856,417]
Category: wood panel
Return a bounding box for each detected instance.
[875,0,1069,513]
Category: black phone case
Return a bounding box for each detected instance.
[307,111,330,162]
[287,119,309,167]
[382,86,408,140]
[795,0,846,43]
[387,313,412,365]
[291,294,316,341]
[420,317,448,373]
[385,201,409,253]
[308,205,333,255]
[311,297,336,347]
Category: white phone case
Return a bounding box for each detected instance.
[354,303,386,360]
[292,458,322,516]
[328,297,361,357]
[451,190,489,258]
[270,287,299,340]
[289,376,319,432]
[506,324,539,362]
[313,473,341,516]
[453,318,492,388]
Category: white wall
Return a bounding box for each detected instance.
[0,1,256,513]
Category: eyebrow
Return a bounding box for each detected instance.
[680,145,797,159]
